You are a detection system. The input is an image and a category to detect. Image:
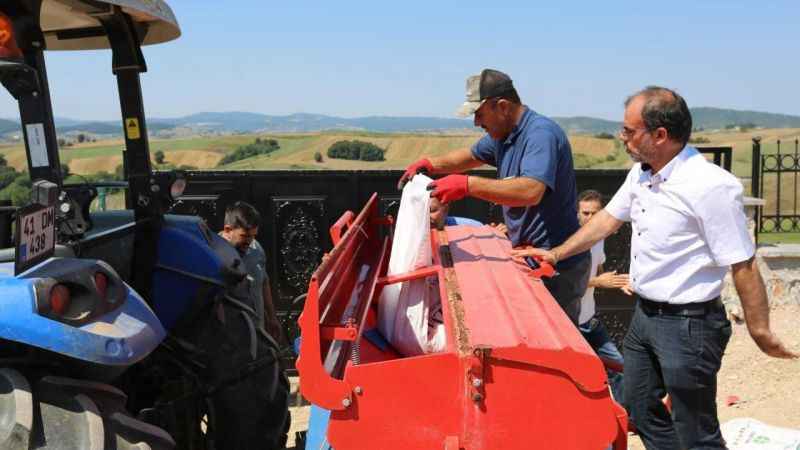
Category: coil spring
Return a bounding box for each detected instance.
[350,340,361,365]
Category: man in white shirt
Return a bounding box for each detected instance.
[575,189,630,403]
[513,86,797,449]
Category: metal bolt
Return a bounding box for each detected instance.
[354,386,363,395]
[32,91,38,97]
[151,184,160,193]
[342,398,352,407]
[472,378,483,388]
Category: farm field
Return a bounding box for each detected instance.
[2,128,795,176]
[0,130,624,174]
[3,128,799,244]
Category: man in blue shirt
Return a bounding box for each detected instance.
[429,197,483,229]
[398,69,589,324]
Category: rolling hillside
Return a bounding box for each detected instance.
[2,107,798,139]
[0,127,796,178]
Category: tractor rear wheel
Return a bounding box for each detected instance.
[0,369,175,450]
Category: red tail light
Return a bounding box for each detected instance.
[0,13,22,59]
[94,272,109,300]
[49,284,71,315]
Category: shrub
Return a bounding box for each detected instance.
[327,140,385,161]
[154,150,165,164]
[0,173,32,206]
[218,139,280,166]
[594,132,615,140]
[689,136,711,144]
[314,151,323,163]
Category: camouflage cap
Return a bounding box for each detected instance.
[455,69,516,118]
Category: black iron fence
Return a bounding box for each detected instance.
[171,169,635,350]
[752,137,800,237]
[698,146,732,172]
[0,151,736,356]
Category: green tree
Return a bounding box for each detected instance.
[0,175,32,206]
[326,140,384,161]
[154,150,166,164]
[218,139,280,166]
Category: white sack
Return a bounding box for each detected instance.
[378,174,445,356]
[721,418,800,450]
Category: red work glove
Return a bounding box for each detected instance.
[427,175,469,203]
[397,158,434,190]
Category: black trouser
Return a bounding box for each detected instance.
[623,298,731,450]
[542,254,590,325]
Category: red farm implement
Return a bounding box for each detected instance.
[297,193,628,449]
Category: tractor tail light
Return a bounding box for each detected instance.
[0,13,22,59]
[49,284,71,316]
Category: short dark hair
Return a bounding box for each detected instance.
[578,189,604,206]
[224,201,261,230]
[625,86,692,147]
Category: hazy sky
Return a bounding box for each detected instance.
[1,0,799,121]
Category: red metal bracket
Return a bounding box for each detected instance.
[330,210,355,246]
[376,265,438,286]
[320,322,358,341]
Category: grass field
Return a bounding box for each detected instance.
[757,233,800,244]
[3,127,796,244]
[0,130,625,173]
[0,127,795,178]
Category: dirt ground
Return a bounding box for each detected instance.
[629,303,800,449]
[286,304,800,449]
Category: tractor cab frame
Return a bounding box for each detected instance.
[0,0,184,296]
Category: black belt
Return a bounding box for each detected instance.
[638,296,723,317]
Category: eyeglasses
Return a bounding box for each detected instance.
[619,126,649,139]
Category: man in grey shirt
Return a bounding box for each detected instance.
[220,201,282,341]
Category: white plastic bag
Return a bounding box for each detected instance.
[378,174,445,356]
[721,418,800,449]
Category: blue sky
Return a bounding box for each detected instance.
[2,0,799,121]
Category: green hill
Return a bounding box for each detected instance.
[692,107,800,130]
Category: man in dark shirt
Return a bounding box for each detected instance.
[219,201,282,340]
[398,69,589,324]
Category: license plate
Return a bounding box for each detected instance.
[15,204,56,275]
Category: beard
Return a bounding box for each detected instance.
[625,142,655,164]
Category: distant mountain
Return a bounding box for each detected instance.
[0,118,19,135]
[1,107,798,139]
[57,122,122,135]
[149,112,473,133]
[552,116,619,134]
[691,107,800,130]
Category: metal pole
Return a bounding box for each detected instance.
[752,137,762,244]
[751,137,761,198]
[0,200,13,248]
[776,140,782,230]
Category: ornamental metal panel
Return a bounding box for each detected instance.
[753,138,800,236]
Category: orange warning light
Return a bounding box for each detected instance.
[0,13,23,59]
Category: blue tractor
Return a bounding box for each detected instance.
[0,1,290,448]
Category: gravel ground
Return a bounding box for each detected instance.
[286,304,800,449]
